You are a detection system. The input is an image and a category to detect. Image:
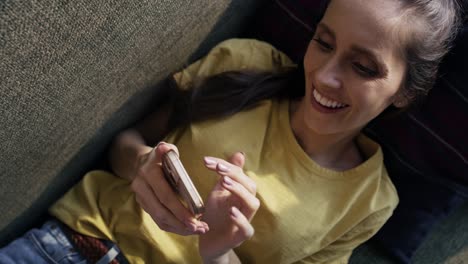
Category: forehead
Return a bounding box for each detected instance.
[322,0,403,51]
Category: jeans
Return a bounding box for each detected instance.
[0,220,86,264]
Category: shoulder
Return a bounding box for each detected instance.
[197,38,295,70]
[208,38,295,66]
[174,38,296,89]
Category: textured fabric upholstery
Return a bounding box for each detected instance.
[0,0,267,245]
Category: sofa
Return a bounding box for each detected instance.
[1,1,467,263]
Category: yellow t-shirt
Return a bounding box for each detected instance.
[49,39,398,264]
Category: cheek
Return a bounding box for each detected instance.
[379,73,406,104]
[303,44,315,73]
[354,81,399,113]
[303,41,324,73]
[303,45,334,81]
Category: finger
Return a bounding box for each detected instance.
[204,156,256,195]
[138,144,172,174]
[230,206,255,246]
[145,166,205,229]
[159,221,208,236]
[222,176,260,220]
[154,141,180,164]
[228,152,245,169]
[133,167,207,233]
[142,143,203,228]
[131,177,201,235]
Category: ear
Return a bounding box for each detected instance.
[392,91,410,108]
[392,99,408,108]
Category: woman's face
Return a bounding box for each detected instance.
[300,0,407,136]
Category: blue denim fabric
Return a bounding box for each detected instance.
[0,220,86,264]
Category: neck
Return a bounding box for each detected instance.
[289,100,364,171]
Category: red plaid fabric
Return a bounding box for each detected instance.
[68,231,120,264]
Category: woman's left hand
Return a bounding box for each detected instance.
[199,152,260,262]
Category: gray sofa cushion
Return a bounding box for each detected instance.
[350,202,468,264]
[0,0,267,245]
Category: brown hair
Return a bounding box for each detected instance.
[167,68,304,131]
[394,0,463,105]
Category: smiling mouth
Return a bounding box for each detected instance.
[312,88,349,109]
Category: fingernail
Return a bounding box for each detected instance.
[204,157,216,165]
[223,176,233,185]
[217,163,230,172]
[239,151,246,157]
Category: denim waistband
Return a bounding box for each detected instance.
[0,219,87,264]
[53,219,128,264]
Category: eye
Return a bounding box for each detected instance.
[352,62,378,77]
[313,38,333,51]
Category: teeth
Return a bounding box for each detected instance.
[313,89,347,109]
[320,97,328,106]
[316,92,322,101]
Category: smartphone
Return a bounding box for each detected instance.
[161,150,205,216]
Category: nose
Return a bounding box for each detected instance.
[315,56,342,90]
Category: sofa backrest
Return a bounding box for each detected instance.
[0,0,267,246]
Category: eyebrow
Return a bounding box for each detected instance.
[316,23,389,76]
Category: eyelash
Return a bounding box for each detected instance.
[313,38,333,51]
[352,63,378,77]
[312,38,379,78]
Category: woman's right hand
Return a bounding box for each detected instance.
[130,141,209,236]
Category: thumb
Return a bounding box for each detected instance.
[228,152,245,169]
[154,141,179,164]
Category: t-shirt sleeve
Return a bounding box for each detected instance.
[295,207,395,264]
[173,38,296,90]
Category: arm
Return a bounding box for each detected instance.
[108,100,172,181]
[107,89,209,235]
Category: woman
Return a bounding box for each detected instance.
[0,0,462,263]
